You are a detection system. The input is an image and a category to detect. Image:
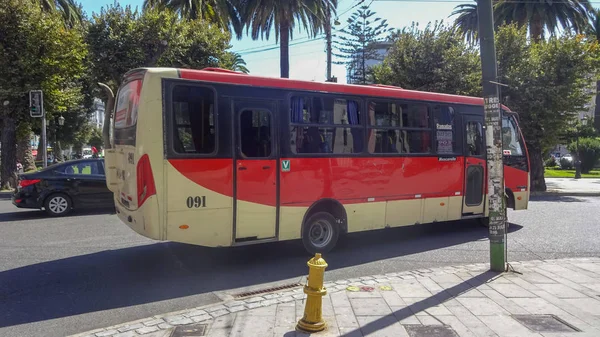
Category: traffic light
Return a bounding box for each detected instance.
[29,90,43,117]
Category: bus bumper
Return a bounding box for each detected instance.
[115,195,162,240]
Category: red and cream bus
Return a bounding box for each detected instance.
[104,67,530,254]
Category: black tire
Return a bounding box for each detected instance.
[302,211,340,255]
[44,193,72,217]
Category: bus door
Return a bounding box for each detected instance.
[233,99,278,242]
[462,115,486,215]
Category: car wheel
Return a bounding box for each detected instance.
[302,212,340,255]
[44,193,72,217]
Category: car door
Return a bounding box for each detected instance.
[64,161,109,208]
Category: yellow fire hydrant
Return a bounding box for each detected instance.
[297,253,328,333]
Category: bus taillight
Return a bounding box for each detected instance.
[136,154,156,207]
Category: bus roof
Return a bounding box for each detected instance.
[137,67,511,110]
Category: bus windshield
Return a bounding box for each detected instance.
[502,116,524,156]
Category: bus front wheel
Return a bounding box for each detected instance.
[302,212,340,255]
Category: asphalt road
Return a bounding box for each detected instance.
[1,195,599,337]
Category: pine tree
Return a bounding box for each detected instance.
[334,5,391,84]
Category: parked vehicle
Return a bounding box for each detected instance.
[12,158,113,216]
[560,154,574,169]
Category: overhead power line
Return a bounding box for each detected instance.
[338,0,368,17]
[238,36,325,55]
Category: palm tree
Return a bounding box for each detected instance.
[451,0,593,42]
[223,52,250,73]
[143,0,244,38]
[587,9,600,132]
[450,2,480,45]
[239,0,337,78]
[34,0,82,27]
[495,0,592,41]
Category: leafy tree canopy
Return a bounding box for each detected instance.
[0,0,88,187]
[87,4,237,92]
[373,23,600,191]
[372,21,481,96]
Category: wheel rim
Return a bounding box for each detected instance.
[48,196,68,214]
[308,219,334,248]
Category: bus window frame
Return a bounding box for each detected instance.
[236,105,277,160]
[365,98,434,157]
[113,73,145,146]
[285,92,366,157]
[432,104,462,156]
[163,79,219,159]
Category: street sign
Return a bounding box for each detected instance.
[29,90,44,117]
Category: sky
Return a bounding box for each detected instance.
[78,0,461,83]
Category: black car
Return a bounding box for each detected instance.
[12,158,114,216]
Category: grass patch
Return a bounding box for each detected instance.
[545,167,600,178]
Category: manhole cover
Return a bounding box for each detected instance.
[172,323,208,337]
[404,324,459,337]
[232,283,301,299]
[512,315,580,333]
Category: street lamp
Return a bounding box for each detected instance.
[51,116,65,162]
[574,116,588,179]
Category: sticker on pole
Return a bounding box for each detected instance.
[281,160,291,172]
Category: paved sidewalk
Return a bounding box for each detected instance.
[71,257,600,337]
[544,178,600,196]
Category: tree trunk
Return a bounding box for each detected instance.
[57,141,63,161]
[279,21,290,78]
[528,146,546,192]
[530,17,543,42]
[594,80,600,132]
[16,126,35,172]
[36,138,43,161]
[1,116,18,190]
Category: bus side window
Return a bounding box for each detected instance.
[172,85,216,155]
[466,122,483,156]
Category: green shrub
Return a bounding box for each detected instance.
[544,156,557,167]
[568,138,600,173]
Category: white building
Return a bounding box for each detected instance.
[346,41,393,84]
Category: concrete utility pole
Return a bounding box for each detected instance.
[477,0,506,272]
[325,4,333,82]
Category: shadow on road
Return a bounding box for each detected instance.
[0,219,522,328]
[530,195,588,203]
[0,207,115,223]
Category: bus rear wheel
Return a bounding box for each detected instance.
[302,212,340,255]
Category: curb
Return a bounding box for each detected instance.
[68,257,600,337]
[531,190,600,197]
